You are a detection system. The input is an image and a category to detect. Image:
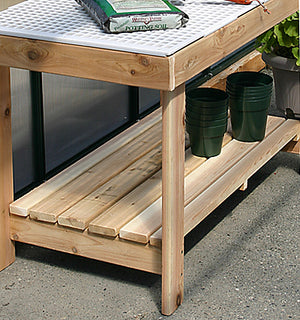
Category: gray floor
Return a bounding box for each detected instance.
[1,71,299,320]
[1,151,299,320]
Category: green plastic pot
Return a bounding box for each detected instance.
[226,72,272,112]
[186,104,228,115]
[226,83,273,96]
[185,109,228,120]
[226,71,273,92]
[226,71,272,142]
[227,84,272,95]
[186,122,227,137]
[229,95,272,112]
[227,87,273,101]
[230,108,268,142]
[185,116,227,127]
[186,88,228,105]
[189,133,223,158]
[186,88,228,113]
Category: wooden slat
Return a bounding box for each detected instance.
[118,133,231,243]
[89,169,163,237]
[29,121,162,223]
[120,116,284,244]
[88,135,233,237]
[0,35,172,90]
[58,146,163,230]
[149,227,162,248]
[150,119,299,247]
[173,0,298,89]
[161,85,185,315]
[10,108,162,217]
[281,134,300,155]
[0,66,15,271]
[10,215,162,275]
[183,119,299,235]
[202,51,265,91]
[112,51,270,242]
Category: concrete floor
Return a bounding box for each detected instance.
[1,147,299,320]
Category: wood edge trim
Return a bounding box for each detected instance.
[173,0,298,87]
[10,215,162,274]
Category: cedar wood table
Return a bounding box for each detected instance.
[0,0,299,315]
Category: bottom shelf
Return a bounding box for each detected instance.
[9,112,299,274]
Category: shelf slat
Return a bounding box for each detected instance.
[28,121,162,223]
[120,116,284,244]
[150,118,299,247]
[9,116,299,250]
[10,108,162,217]
[88,133,232,238]
[58,146,163,230]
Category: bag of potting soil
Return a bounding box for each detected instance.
[75,0,189,33]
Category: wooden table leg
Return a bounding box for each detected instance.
[281,133,300,155]
[161,84,185,315]
[0,66,15,271]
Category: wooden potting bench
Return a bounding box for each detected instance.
[0,0,299,315]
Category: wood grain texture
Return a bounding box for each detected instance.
[10,108,161,217]
[150,118,299,247]
[173,0,298,89]
[0,35,172,90]
[161,85,185,315]
[183,119,300,236]
[88,170,163,237]
[121,117,282,245]
[0,66,15,271]
[118,133,232,244]
[88,136,213,238]
[29,122,162,223]
[281,131,300,154]
[10,215,162,274]
[58,146,163,230]
[2,0,295,91]
[202,51,266,91]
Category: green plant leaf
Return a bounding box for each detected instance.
[255,11,299,60]
[256,29,273,45]
[292,47,300,66]
[288,11,299,21]
[275,24,297,48]
[283,20,299,38]
[256,29,276,53]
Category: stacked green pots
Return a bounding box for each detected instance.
[226,71,273,142]
[186,88,228,157]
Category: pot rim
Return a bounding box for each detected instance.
[262,52,300,73]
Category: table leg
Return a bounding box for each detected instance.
[281,133,300,155]
[0,66,15,271]
[161,84,185,315]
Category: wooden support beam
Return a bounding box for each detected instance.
[0,35,171,90]
[10,216,162,275]
[173,0,298,88]
[161,84,185,315]
[0,66,15,271]
[281,132,300,155]
[202,51,266,91]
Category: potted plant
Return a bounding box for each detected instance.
[256,11,299,119]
